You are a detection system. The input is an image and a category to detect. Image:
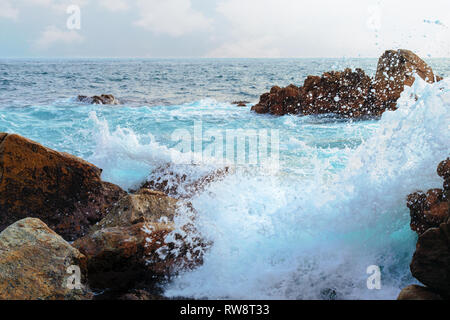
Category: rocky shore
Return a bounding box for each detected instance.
[398,158,450,300]
[0,49,448,300]
[0,133,203,300]
[251,49,442,117]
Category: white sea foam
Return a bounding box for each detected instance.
[161,77,450,300]
[83,77,449,300]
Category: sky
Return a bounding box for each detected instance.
[0,0,449,58]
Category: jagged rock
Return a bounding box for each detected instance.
[92,189,178,231]
[74,190,203,293]
[251,49,441,118]
[0,218,92,300]
[73,222,176,291]
[0,133,126,241]
[407,189,449,234]
[77,94,119,105]
[397,285,443,300]
[410,219,450,297]
[372,49,439,112]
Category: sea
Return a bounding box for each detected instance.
[1,58,449,300]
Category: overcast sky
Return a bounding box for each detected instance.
[1,0,449,58]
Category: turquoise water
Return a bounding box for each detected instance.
[1,59,449,299]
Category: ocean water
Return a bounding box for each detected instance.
[1,58,449,300]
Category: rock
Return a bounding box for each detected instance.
[92,189,179,231]
[410,219,450,297]
[73,222,174,291]
[74,191,204,293]
[251,84,301,116]
[407,189,449,234]
[0,218,92,300]
[77,94,119,105]
[251,49,441,118]
[231,101,250,107]
[397,285,443,300]
[372,49,439,112]
[0,133,126,241]
[299,68,373,117]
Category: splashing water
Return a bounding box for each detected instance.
[0,60,448,300]
[162,77,450,300]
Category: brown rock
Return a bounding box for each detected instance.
[73,221,203,292]
[0,218,92,300]
[251,50,441,118]
[397,285,443,300]
[0,133,126,241]
[407,189,449,234]
[92,189,178,231]
[299,68,373,117]
[410,220,450,297]
[74,190,204,292]
[372,49,439,112]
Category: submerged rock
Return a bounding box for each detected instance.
[251,49,441,117]
[0,133,126,241]
[77,94,119,105]
[0,218,92,300]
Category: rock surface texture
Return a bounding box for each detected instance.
[0,133,126,241]
[252,49,441,117]
[400,158,450,300]
[0,218,92,300]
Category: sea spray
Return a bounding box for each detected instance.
[163,77,450,300]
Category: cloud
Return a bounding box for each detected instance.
[210,0,450,58]
[98,0,128,12]
[0,0,19,19]
[134,0,211,37]
[34,26,84,49]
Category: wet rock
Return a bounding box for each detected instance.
[372,49,439,112]
[0,218,92,300]
[73,222,175,291]
[299,68,373,117]
[0,133,126,241]
[410,219,450,297]
[77,94,119,105]
[407,189,449,234]
[397,285,443,300]
[92,189,178,231]
[251,49,441,118]
[74,191,204,293]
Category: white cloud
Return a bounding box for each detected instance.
[209,0,450,58]
[0,0,19,19]
[98,0,128,11]
[134,0,211,37]
[34,26,84,49]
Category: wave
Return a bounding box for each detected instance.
[84,77,449,300]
